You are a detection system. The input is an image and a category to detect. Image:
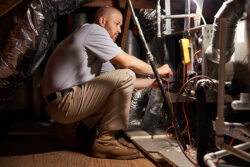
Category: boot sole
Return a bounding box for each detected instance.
[93,152,139,160]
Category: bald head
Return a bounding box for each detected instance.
[94,7,123,42]
[94,7,122,24]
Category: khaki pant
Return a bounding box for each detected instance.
[44,69,136,131]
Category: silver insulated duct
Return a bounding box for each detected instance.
[205,0,245,64]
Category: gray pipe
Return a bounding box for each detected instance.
[204,142,250,167]
[156,0,161,38]
[205,0,245,64]
[246,0,250,73]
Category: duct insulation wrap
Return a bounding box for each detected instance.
[136,9,168,41]
[129,88,150,127]
[0,0,92,103]
[128,11,170,132]
[205,0,245,64]
[126,29,147,127]
[129,88,169,133]
[141,89,164,135]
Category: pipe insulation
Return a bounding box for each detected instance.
[156,0,161,38]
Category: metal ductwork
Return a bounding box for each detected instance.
[205,0,245,64]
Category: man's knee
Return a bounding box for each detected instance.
[120,69,136,84]
[126,69,136,81]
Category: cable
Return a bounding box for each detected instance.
[166,81,177,139]
[182,97,190,136]
[165,82,190,139]
[229,132,243,146]
[193,49,202,59]
[168,81,174,110]
[215,131,243,165]
[165,88,197,161]
[183,96,198,162]
[173,75,216,166]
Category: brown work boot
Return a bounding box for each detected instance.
[92,131,140,159]
[118,138,145,158]
[118,137,136,149]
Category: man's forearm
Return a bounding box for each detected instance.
[134,78,154,89]
[111,52,154,75]
[126,54,154,75]
[111,51,172,77]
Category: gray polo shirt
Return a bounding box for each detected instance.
[41,23,121,97]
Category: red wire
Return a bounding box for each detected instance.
[166,79,197,162]
[165,84,191,144]
[229,131,242,146]
[215,131,243,164]
[168,81,174,110]
[166,81,175,139]
[165,125,175,139]
[182,98,189,133]
[183,97,196,161]
[193,49,202,59]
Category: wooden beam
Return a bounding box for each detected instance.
[119,0,133,49]
[83,0,157,9]
[0,0,184,18]
[0,0,22,17]
[83,0,183,12]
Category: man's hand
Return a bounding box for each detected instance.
[157,64,173,78]
[151,79,160,89]
[151,78,169,90]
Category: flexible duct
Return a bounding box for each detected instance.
[129,88,150,127]
[136,9,169,41]
[205,0,245,64]
[0,0,92,103]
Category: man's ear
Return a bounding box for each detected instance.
[98,17,106,27]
